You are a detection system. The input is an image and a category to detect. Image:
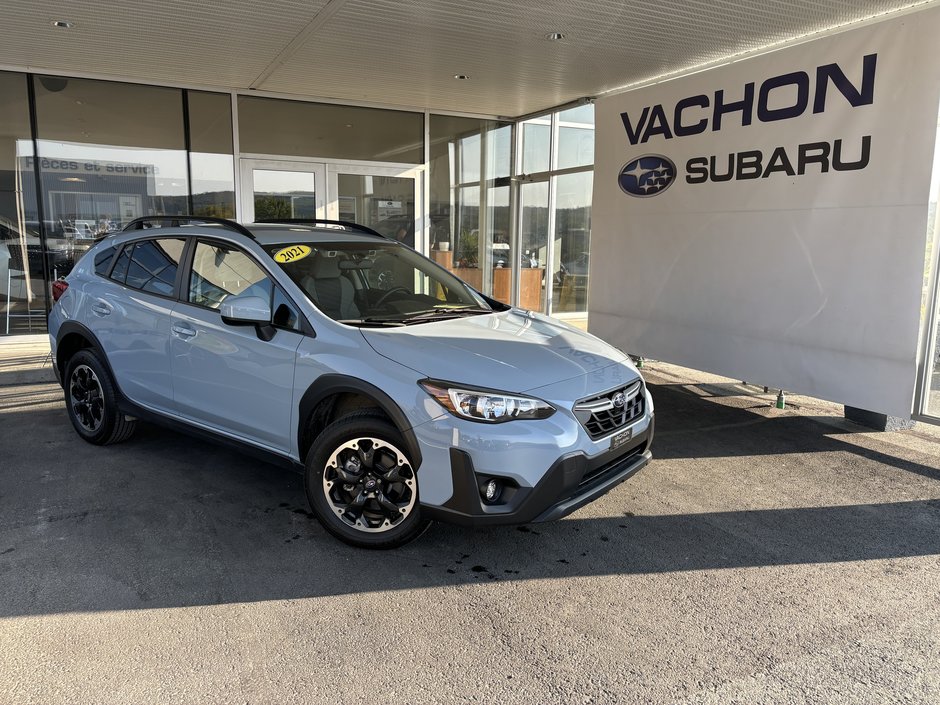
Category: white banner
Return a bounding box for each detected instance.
[590,9,940,418]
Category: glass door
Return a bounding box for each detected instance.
[238,159,326,223]
[327,164,423,252]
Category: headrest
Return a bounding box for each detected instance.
[311,254,341,278]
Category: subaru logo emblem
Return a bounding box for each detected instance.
[618,154,676,197]
[612,392,627,408]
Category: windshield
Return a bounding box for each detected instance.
[266,240,496,325]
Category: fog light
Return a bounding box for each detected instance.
[482,479,500,503]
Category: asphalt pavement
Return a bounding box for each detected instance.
[1,339,939,704]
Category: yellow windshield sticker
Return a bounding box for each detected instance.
[273,245,312,264]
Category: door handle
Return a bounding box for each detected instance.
[171,323,197,339]
[91,301,112,316]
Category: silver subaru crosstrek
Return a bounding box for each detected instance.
[48,217,653,548]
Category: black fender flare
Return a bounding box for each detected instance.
[297,374,423,469]
[55,320,111,380]
[54,321,135,411]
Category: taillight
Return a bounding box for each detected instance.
[52,279,69,302]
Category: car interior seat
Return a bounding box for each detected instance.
[301,254,360,320]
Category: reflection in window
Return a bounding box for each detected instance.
[557,104,595,171]
[124,238,185,296]
[33,76,189,279]
[552,172,592,314]
[336,173,416,248]
[238,96,423,163]
[519,181,549,312]
[512,104,594,324]
[188,91,235,218]
[189,241,271,309]
[1,71,47,334]
[109,246,131,284]
[252,169,317,220]
[429,115,512,302]
[521,119,551,174]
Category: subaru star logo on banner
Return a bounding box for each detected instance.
[618,155,676,197]
[590,8,940,418]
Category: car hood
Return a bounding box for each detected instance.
[361,309,633,393]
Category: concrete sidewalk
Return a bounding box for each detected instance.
[0,335,55,386]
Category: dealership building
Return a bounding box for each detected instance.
[1,0,939,425]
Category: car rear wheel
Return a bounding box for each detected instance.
[305,412,430,549]
[64,349,137,445]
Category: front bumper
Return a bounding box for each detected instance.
[421,415,653,527]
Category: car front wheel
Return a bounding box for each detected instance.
[305,412,430,549]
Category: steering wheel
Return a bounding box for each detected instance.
[374,286,411,308]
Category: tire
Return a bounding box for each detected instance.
[64,349,137,446]
[305,411,430,549]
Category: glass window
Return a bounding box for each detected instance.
[519,181,550,312]
[93,246,116,276]
[187,91,235,219]
[189,240,271,309]
[928,302,940,416]
[552,172,593,314]
[266,240,491,323]
[556,104,595,171]
[124,238,185,296]
[1,71,48,334]
[109,246,131,284]
[557,104,595,125]
[336,173,416,248]
[428,115,512,301]
[458,134,481,184]
[455,185,480,268]
[33,76,189,277]
[486,124,512,180]
[252,169,317,220]
[238,96,423,163]
[521,119,551,174]
[924,120,940,418]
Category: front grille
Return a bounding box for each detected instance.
[574,380,645,441]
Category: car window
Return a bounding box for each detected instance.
[189,240,272,310]
[266,240,492,324]
[93,246,116,276]
[121,238,186,296]
[109,246,131,284]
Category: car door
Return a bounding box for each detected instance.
[169,238,304,453]
[89,236,185,413]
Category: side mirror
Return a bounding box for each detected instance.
[220,295,271,325]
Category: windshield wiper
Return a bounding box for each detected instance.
[401,307,493,323]
[338,317,407,327]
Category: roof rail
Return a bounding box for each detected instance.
[122,216,255,239]
[255,218,387,240]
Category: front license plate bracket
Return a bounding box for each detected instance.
[610,427,633,450]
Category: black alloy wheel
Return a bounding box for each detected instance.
[305,412,430,549]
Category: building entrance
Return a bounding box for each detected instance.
[238,158,423,251]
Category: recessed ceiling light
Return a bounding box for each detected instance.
[60,177,85,182]
[545,32,566,41]
[453,74,471,80]
[344,123,353,128]
[51,20,74,29]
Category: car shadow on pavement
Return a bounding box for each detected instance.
[1,381,939,618]
[650,382,940,483]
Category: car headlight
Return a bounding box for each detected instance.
[419,380,555,423]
